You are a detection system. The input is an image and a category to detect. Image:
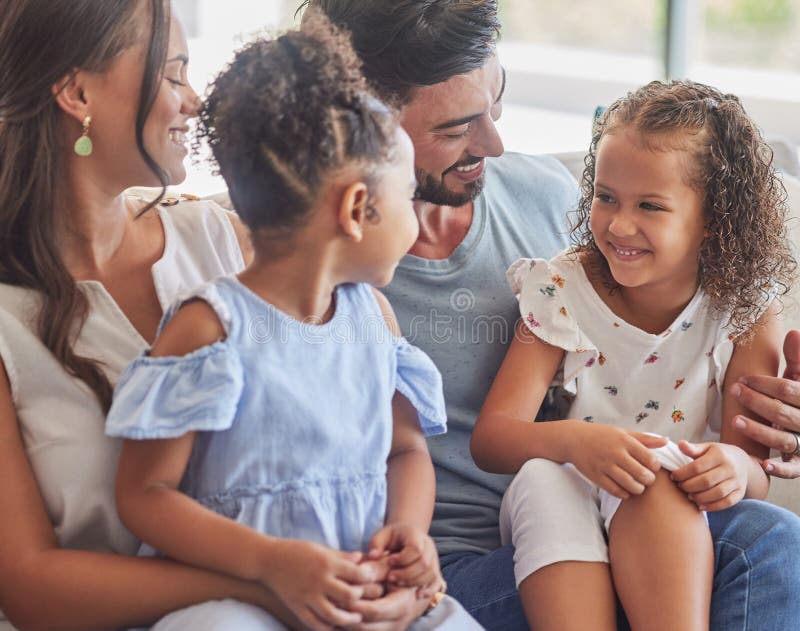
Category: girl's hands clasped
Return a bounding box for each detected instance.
[567,422,667,499]
[260,539,378,631]
[671,441,750,511]
[367,522,442,599]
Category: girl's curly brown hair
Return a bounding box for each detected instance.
[197,9,398,243]
[571,80,796,339]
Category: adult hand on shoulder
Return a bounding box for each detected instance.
[730,330,800,479]
[568,423,667,499]
[345,584,430,631]
[671,441,750,511]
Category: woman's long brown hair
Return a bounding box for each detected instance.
[0,0,171,411]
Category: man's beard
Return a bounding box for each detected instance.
[415,159,485,207]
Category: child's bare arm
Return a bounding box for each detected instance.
[673,302,781,509]
[369,290,440,597]
[472,321,665,498]
[116,301,373,630]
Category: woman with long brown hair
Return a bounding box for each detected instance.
[0,1,294,628]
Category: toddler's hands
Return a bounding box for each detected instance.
[367,523,442,598]
[671,441,749,511]
[569,423,666,499]
[261,539,377,631]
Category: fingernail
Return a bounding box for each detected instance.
[734,417,746,428]
[730,384,742,397]
[738,376,749,386]
[766,463,774,472]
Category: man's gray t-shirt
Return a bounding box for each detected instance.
[384,152,578,556]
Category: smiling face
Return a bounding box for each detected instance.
[141,17,199,184]
[80,14,199,189]
[589,130,706,295]
[399,54,505,207]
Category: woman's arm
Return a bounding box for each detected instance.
[0,355,289,631]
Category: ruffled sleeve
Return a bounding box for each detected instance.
[105,343,244,439]
[507,257,596,356]
[395,339,447,437]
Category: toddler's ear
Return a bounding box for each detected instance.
[337,181,369,243]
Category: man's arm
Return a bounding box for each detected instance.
[732,329,800,478]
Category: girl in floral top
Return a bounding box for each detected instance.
[471,80,795,631]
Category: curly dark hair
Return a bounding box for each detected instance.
[298,0,501,106]
[197,9,398,242]
[570,80,796,339]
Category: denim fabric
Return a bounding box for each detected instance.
[107,278,447,553]
[443,501,800,630]
[707,500,800,629]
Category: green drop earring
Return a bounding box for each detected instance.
[73,115,93,157]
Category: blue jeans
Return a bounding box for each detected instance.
[441,499,800,630]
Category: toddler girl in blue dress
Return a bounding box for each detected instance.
[106,13,480,631]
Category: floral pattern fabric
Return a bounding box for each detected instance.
[507,250,739,443]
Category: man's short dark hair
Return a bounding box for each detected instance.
[299,1,500,105]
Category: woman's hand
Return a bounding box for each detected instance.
[259,539,377,631]
[345,584,430,631]
[367,523,441,598]
[670,441,750,510]
[731,330,800,479]
[567,423,666,499]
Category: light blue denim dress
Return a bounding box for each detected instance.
[106,276,447,553]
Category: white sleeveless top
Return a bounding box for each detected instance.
[0,199,244,624]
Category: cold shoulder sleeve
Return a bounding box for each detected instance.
[507,257,595,354]
[105,342,243,439]
[395,339,447,437]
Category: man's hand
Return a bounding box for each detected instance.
[731,330,800,479]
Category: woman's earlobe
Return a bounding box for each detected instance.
[52,71,90,124]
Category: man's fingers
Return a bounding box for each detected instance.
[763,456,800,479]
[732,380,800,431]
[733,415,799,452]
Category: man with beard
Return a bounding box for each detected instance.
[302,2,800,629]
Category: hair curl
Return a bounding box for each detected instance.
[298,0,500,105]
[198,9,398,242]
[570,80,796,339]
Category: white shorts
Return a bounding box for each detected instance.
[499,439,695,587]
[144,594,483,630]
